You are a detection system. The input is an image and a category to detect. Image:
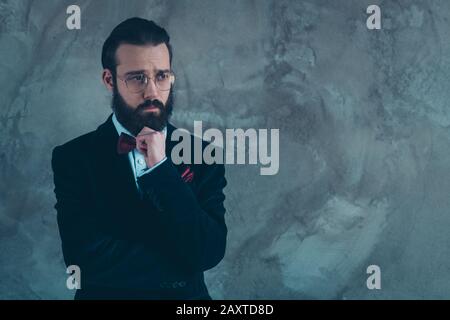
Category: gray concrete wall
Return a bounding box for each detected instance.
[1,0,450,299]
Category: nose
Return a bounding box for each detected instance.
[143,77,159,100]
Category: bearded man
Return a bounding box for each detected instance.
[51,17,227,300]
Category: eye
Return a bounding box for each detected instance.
[156,72,170,81]
[128,74,146,82]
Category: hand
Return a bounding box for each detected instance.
[135,127,166,168]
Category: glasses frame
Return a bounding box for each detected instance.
[116,70,175,93]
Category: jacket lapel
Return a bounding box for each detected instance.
[93,114,141,205]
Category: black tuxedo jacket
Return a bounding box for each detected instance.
[51,114,227,300]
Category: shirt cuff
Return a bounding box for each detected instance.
[137,157,168,177]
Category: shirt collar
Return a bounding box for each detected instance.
[112,113,167,138]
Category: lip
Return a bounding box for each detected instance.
[142,105,159,112]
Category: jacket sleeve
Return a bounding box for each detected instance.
[137,159,228,272]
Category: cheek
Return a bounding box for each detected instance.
[161,91,170,104]
[117,84,140,106]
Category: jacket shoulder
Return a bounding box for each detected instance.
[52,130,97,160]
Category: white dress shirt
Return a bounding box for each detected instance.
[112,113,167,192]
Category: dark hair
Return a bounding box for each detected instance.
[101,17,172,74]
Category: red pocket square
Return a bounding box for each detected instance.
[181,166,194,183]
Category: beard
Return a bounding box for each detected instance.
[111,83,173,136]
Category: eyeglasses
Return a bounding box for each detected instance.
[117,70,175,93]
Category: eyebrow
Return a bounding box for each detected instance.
[124,69,171,76]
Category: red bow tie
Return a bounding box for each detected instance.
[117,133,136,154]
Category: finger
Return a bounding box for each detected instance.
[135,135,150,146]
[139,140,149,150]
[137,127,157,136]
[136,146,148,155]
[136,132,157,139]
[136,140,148,153]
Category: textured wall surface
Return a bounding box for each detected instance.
[2,0,450,299]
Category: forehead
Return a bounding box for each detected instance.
[115,43,170,74]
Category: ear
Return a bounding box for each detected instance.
[102,69,114,92]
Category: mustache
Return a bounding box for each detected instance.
[137,99,164,111]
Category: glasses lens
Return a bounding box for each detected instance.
[155,72,173,91]
[126,74,147,93]
[125,72,173,92]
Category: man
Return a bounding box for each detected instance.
[51,17,227,300]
